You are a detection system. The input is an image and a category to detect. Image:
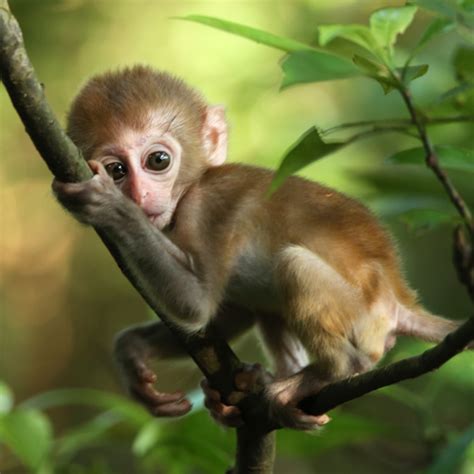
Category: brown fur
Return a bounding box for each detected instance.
[62,66,463,430]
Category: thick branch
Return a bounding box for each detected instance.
[0,3,275,472]
[299,317,474,415]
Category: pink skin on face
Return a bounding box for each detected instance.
[91,125,185,230]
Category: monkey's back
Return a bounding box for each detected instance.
[173,163,417,310]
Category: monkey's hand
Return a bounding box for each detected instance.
[52,161,134,227]
[201,363,271,428]
[114,330,192,417]
[265,378,331,431]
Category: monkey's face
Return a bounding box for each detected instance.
[90,125,185,230]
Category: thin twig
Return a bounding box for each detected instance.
[398,88,474,233]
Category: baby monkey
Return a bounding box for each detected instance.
[54,66,463,430]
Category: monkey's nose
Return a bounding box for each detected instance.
[130,188,149,207]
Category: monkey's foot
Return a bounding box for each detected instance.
[125,358,192,417]
[201,363,271,428]
[201,379,244,428]
[266,379,331,431]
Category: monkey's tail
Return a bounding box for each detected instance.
[397,306,462,343]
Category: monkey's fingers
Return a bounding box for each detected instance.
[204,395,243,428]
[200,379,221,401]
[281,407,331,431]
[131,384,192,417]
[88,160,109,179]
[292,409,331,430]
[130,358,157,384]
[201,379,243,427]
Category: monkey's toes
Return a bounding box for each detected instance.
[131,383,192,417]
[278,406,331,431]
[201,379,243,427]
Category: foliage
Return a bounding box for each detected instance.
[0,382,399,473]
[183,1,474,232]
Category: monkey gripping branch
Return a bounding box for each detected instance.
[1,2,473,473]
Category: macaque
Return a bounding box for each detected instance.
[53,65,463,430]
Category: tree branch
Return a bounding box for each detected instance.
[399,89,474,231]
[299,317,474,416]
[0,2,274,472]
[398,86,474,301]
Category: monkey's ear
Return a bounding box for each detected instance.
[202,105,228,167]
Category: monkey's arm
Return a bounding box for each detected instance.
[114,303,256,417]
[53,161,220,331]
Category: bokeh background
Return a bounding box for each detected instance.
[1,0,473,473]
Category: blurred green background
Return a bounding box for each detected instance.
[0,0,473,473]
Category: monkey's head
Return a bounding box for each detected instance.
[67,65,227,229]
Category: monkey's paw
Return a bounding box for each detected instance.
[201,363,271,428]
[126,358,192,417]
[265,380,331,431]
[52,160,132,227]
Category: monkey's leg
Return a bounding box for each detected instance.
[266,245,386,430]
[202,313,316,428]
[115,303,255,417]
[114,321,191,416]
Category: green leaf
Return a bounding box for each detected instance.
[454,46,474,82]
[56,412,122,459]
[269,127,344,193]
[318,24,378,52]
[21,388,150,427]
[397,208,458,233]
[369,195,448,217]
[178,15,312,53]
[434,82,474,106]
[401,64,429,84]
[0,408,52,469]
[409,0,457,19]
[281,50,361,89]
[459,0,474,14]
[133,419,163,457]
[0,381,14,414]
[352,54,386,75]
[428,425,474,474]
[370,5,418,57]
[352,54,396,93]
[386,145,474,172]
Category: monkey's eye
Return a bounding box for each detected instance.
[105,162,128,181]
[146,151,171,172]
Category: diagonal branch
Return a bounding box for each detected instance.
[0,2,275,472]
